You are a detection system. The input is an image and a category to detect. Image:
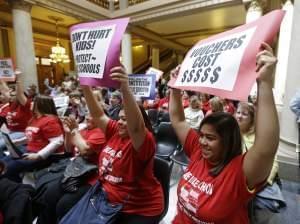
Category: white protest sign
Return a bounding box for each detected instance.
[0,58,15,81]
[53,96,69,108]
[128,74,156,99]
[175,27,256,91]
[146,67,164,81]
[169,10,285,101]
[71,25,116,79]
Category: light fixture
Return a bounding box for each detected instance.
[49,16,70,64]
[246,0,262,23]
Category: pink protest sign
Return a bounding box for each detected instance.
[70,18,129,88]
[168,10,285,101]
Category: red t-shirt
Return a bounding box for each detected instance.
[80,128,106,160]
[201,101,211,115]
[25,115,64,153]
[172,129,256,224]
[98,120,163,216]
[0,103,9,117]
[79,128,106,185]
[6,100,33,132]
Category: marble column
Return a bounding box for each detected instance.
[119,0,128,10]
[109,0,114,12]
[11,0,38,89]
[151,46,160,69]
[121,32,132,74]
[274,0,294,106]
[277,0,300,166]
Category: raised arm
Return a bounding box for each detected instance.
[81,86,109,134]
[0,79,10,94]
[15,70,28,106]
[110,65,146,151]
[169,66,191,146]
[243,43,280,189]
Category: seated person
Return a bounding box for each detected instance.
[184,95,204,130]
[36,114,106,224]
[0,71,33,157]
[0,161,35,224]
[1,95,64,182]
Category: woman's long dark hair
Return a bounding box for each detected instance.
[120,104,154,134]
[138,105,154,134]
[33,95,58,116]
[199,112,242,176]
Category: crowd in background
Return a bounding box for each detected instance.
[0,45,287,224]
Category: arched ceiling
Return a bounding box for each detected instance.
[0,0,247,51]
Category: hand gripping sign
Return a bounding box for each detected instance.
[168,10,285,101]
[0,58,15,82]
[70,18,129,88]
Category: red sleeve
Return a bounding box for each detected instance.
[105,119,119,140]
[21,98,32,112]
[40,116,63,139]
[225,154,258,203]
[134,130,156,162]
[85,128,106,152]
[183,128,202,159]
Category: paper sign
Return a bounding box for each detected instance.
[53,96,69,108]
[146,67,164,81]
[0,58,15,82]
[169,10,285,101]
[128,74,156,99]
[70,18,129,88]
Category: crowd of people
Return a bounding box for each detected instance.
[0,43,287,224]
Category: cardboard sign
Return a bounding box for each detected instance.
[146,67,164,81]
[168,10,285,101]
[70,18,129,88]
[128,74,156,99]
[53,96,69,108]
[0,58,15,82]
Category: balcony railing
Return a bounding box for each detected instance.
[86,0,149,10]
[128,0,149,6]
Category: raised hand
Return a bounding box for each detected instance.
[170,64,181,79]
[110,65,128,90]
[256,42,277,83]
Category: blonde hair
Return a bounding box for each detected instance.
[237,102,256,135]
[209,97,224,113]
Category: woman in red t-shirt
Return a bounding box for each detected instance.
[81,65,164,224]
[36,114,106,224]
[1,95,64,182]
[0,71,33,156]
[168,43,279,224]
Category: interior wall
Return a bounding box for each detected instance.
[132,44,149,68]
[0,30,4,57]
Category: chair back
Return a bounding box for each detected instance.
[147,109,159,126]
[159,112,170,122]
[153,156,173,221]
[155,122,178,159]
